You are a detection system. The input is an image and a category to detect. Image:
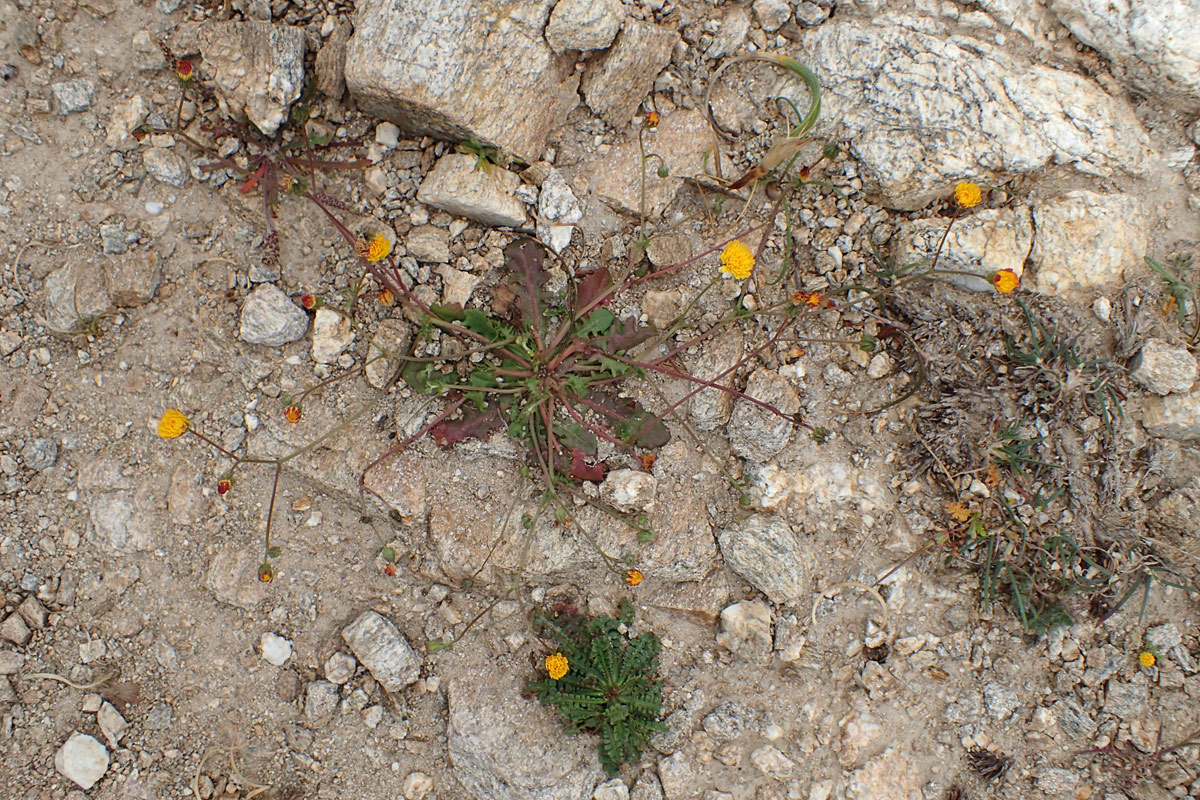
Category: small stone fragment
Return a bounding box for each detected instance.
[581,19,679,126]
[600,469,657,512]
[1143,387,1200,440]
[55,732,109,790]
[753,0,791,31]
[315,21,351,99]
[21,438,57,471]
[750,745,796,780]
[239,284,310,346]
[716,600,773,658]
[795,1,830,26]
[104,251,162,307]
[17,596,48,628]
[545,0,623,53]
[535,169,583,254]
[104,94,149,148]
[43,263,114,334]
[305,680,340,723]
[407,226,451,263]
[52,79,95,114]
[260,632,293,666]
[593,777,629,800]
[1129,339,1197,395]
[142,147,188,187]
[727,368,801,462]
[366,318,413,389]
[417,154,526,228]
[0,614,31,646]
[324,651,357,684]
[402,771,435,800]
[97,701,128,747]
[311,307,354,364]
[342,610,421,692]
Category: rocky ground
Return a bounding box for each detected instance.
[1,0,1200,798]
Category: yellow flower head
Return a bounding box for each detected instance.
[992,269,1020,294]
[157,409,190,439]
[625,568,644,587]
[545,652,569,680]
[720,239,755,280]
[366,234,391,263]
[1138,650,1156,668]
[954,181,982,209]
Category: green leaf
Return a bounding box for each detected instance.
[575,308,616,339]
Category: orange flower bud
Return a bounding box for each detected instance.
[257,562,274,583]
[217,478,232,496]
[284,405,302,424]
[625,568,644,587]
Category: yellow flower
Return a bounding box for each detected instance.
[157,409,190,439]
[1139,650,1156,668]
[954,181,982,209]
[992,269,1020,294]
[545,652,569,680]
[625,568,644,587]
[366,234,391,263]
[719,239,755,280]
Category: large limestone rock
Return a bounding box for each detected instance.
[1048,0,1200,112]
[1029,191,1147,296]
[198,21,305,137]
[802,12,1154,208]
[894,206,1033,291]
[346,0,579,161]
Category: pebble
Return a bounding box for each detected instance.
[402,771,435,800]
[142,147,188,187]
[702,701,756,741]
[535,169,583,254]
[1128,339,1198,395]
[260,632,293,666]
[593,777,629,800]
[750,745,796,779]
[375,121,401,149]
[55,732,109,790]
[145,201,164,215]
[717,515,810,604]
[416,154,527,228]
[21,438,57,470]
[715,600,773,659]
[52,79,96,114]
[599,468,657,512]
[97,701,127,747]
[341,610,421,692]
[305,680,340,723]
[753,0,791,32]
[311,307,354,364]
[324,651,357,684]
[239,284,310,346]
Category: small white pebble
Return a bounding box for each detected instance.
[260,632,293,666]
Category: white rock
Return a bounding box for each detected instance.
[727,368,800,462]
[535,170,583,254]
[1128,339,1198,395]
[753,0,792,32]
[55,732,109,790]
[97,701,127,747]
[716,600,773,658]
[1048,0,1200,111]
[600,469,657,512]
[417,154,526,228]
[437,264,482,308]
[743,463,792,511]
[342,610,421,692]
[260,632,292,665]
[804,13,1153,208]
[581,19,680,127]
[239,283,309,346]
[324,651,357,684]
[142,147,188,187]
[402,771,435,800]
[1143,387,1200,440]
[750,745,796,780]
[198,21,305,137]
[1030,191,1147,295]
[545,0,623,53]
[52,79,95,114]
[311,307,354,364]
[375,121,401,149]
[893,206,1032,291]
[104,94,149,149]
[593,777,630,800]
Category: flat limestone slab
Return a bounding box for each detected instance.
[345,0,579,161]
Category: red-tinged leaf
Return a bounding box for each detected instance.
[240,162,267,194]
[592,316,652,353]
[569,449,605,482]
[575,267,613,314]
[429,405,503,449]
[503,238,549,335]
[588,391,671,449]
